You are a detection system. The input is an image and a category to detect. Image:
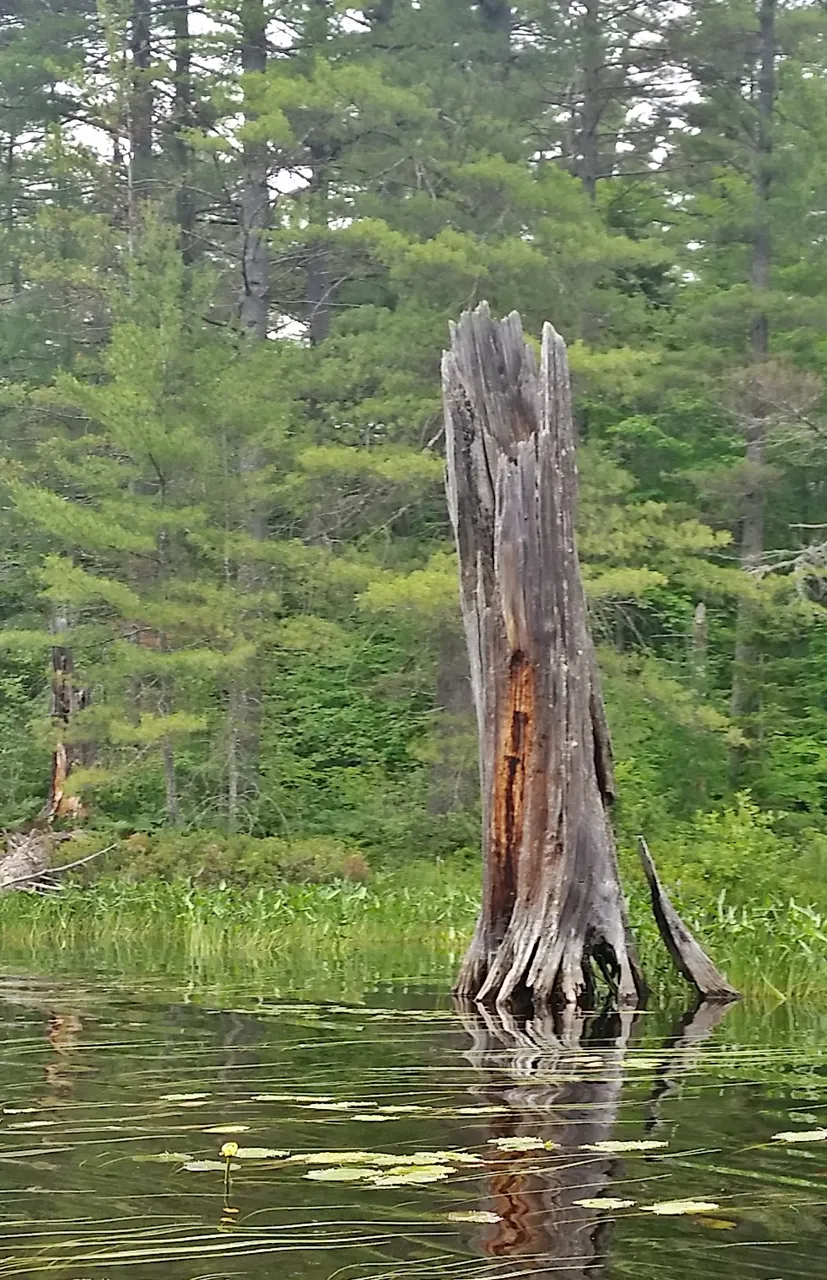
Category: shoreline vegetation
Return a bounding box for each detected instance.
[3,829,827,1004]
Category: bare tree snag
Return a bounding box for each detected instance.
[638,838,740,1002]
[45,612,90,822]
[444,304,644,1011]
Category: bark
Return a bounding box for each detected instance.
[238,0,270,339]
[228,0,270,825]
[306,145,332,345]
[6,134,21,297]
[444,304,644,1011]
[479,0,512,39]
[578,0,602,205]
[0,832,50,891]
[45,611,91,822]
[162,729,180,824]
[366,0,395,25]
[478,0,512,73]
[690,601,708,697]
[130,0,153,202]
[170,0,196,264]
[638,838,740,1002]
[730,0,775,759]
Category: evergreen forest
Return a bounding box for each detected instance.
[2,0,826,903]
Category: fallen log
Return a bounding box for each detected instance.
[0,836,112,894]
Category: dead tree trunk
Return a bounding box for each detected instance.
[444,305,644,1011]
[45,611,90,822]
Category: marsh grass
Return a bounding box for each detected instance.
[0,859,826,1002]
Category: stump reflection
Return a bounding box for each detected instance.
[457,1001,638,1277]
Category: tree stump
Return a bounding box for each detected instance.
[443,305,644,1010]
[444,304,738,1012]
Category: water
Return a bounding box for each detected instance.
[0,965,826,1279]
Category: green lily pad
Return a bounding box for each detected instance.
[771,1128,827,1143]
[133,1151,193,1164]
[233,1147,289,1160]
[584,1140,668,1153]
[306,1166,382,1182]
[490,1137,554,1153]
[371,1165,453,1187]
[183,1160,240,1173]
[644,1199,720,1216]
[574,1197,635,1210]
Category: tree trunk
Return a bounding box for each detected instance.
[170,0,196,264]
[730,0,775,766]
[578,0,602,205]
[130,0,153,203]
[227,0,270,826]
[366,0,395,26]
[690,601,708,698]
[478,0,511,73]
[444,304,644,1011]
[238,0,270,339]
[45,610,90,822]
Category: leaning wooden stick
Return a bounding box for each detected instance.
[638,837,740,1002]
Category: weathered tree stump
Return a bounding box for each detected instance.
[443,304,736,1012]
[443,305,643,1010]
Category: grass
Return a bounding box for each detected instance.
[1,858,826,1003]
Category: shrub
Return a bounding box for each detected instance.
[101,831,370,887]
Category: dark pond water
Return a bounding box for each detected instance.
[1,967,827,1279]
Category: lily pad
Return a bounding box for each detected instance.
[253,1094,334,1104]
[584,1140,668,1154]
[574,1197,636,1210]
[183,1159,240,1173]
[410,1150,482,1165]
[132,1151,193,1164]
[490,1137,555,1153]
[293,1150,400,1166]
[304,1101,377,1112]
[371,1165,453,1187]
[771,1128,827,1143]
[644,1199,720,1216]
[446,1211,501,1224]
[234,1147,290,1160]
[306,1166,382,1182]
[453,1106,509,1116]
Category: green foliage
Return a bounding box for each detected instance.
[0,0,825,907]
[106,830,370,887]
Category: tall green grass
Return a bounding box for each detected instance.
[1,860,826,1002]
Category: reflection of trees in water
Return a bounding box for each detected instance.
[44,1011,84,1098]
[458,1002,638,1278]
